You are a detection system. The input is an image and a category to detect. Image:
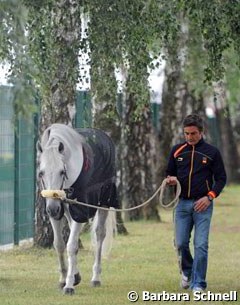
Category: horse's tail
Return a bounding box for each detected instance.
[91,208,116,258]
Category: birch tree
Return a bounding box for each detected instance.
[1,0,240,245]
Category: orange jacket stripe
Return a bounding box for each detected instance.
[174,143,188,158]
[188,146,195,198]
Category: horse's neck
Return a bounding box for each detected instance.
[65,144,84,188]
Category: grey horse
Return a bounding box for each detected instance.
[37,123,118,295]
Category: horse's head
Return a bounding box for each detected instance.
[37,140,68,220]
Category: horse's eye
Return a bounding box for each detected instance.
[38,171,44,178]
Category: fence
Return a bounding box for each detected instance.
[0,86,37,247]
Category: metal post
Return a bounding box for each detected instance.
[14,119,20,245]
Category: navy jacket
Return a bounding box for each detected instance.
[166,138,227,199]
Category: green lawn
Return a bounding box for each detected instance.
[0,185,239,305]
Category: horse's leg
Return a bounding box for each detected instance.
[50,217,67,289]
[63,211,82,295]
[91,209,108,287]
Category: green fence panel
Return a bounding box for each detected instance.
[0,86,15,245]
[0,86,37,247]
[151,103,161,131]
[75,91,92,128]
[15,117,36,244]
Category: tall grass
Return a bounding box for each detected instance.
[0,185,239,305]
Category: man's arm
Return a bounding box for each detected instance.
[166,146,178,185]
[210,149,227,197]
[194,148,227,213]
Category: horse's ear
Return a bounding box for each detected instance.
[58,142,64,154]
[37,141,43,153]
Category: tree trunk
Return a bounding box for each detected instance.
[34,0,82,247]
[92,104,129,234]
[157,18,205,179]
[159,74,206,180]
[91,62,128,234]
[213,81,240,183]
[217,106,240,182]
[34,193,54,247]
[121,92,159,221]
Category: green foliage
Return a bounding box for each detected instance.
[1,0,240,120]
[183,21,208,97]
[0,1,26,61]
[0,0,38,119]
[183,0,240,82]
[0,0,83,121]
[224,47,240,119]
[86,0,182,118]
[223,0,240,66]
[27,1,82,104]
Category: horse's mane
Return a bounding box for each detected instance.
[42,124,85,147]
[39,124,85,187]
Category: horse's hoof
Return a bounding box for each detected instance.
[74,273,81,286]
[91,280,101,287]
[63,287,75,295]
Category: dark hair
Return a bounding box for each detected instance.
[183,114,204,132]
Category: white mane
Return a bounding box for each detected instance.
[40,124,84,188]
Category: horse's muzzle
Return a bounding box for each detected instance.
[46,199,64,220]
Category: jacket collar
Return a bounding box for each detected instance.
[186,137,205,148]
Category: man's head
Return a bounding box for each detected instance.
[183,114,204,145]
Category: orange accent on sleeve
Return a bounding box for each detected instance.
[174,143,188,158]
[208,191,216,198]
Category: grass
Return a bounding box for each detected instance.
[0,185,239,305]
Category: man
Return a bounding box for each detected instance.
[166,114,226,292]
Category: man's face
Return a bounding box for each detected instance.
[184,126,202,145]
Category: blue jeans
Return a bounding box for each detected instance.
[175,198,213,290]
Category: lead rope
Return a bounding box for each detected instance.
[41,178,181,212]
[41,178,182,273]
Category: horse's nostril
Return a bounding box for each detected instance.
[46,207,53,216]
[46,202,64,220]
[47,206,58,217]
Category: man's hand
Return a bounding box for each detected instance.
[194,196,211,212]
[166,176,178,186]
